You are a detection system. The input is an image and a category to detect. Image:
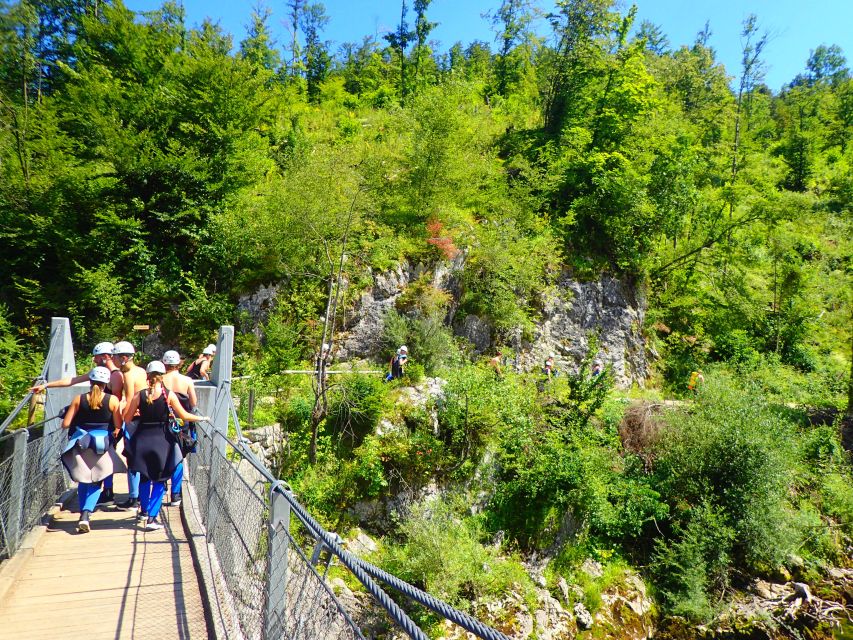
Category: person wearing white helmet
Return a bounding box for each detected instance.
[123,361,208,531]
[108,341,147,508]
[59,367,124,533]
[112,341,147,405]
[186,344,216,381]
[386,345,409,381]
[30,341,122,396]
[161,350,198,507]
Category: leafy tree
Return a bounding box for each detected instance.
[384,0,413,101]
[239,5,281,73]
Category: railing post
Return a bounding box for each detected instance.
[43,318,79,436]
[265,485,291,639]
[248,388,255,429]
[7,429,28,555]
[210,326,233,454]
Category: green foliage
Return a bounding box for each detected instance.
[382,308,460,376]
[327,374,385,446]
[0,306,40,417]
[652,376,799,572]
[379,497,534,610]
[437,364,534,479]
[651,501,735,621]
[490,350,668,548]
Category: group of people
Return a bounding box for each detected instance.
[33,342,215,533]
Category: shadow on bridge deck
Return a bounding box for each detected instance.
[0,475,208,640]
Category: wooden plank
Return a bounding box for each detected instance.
[0,474,208,639]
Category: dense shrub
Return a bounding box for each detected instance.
[382,309,461,376]
[379,497,534,611]
[652,376,800,574]
[327,374,385,447]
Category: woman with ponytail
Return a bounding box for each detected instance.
[60,366,124,533]
[123,361,208,531]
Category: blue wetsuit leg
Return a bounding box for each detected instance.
[148,482,166,518]
[78,482,102,512]
[170,462,183,496]
[139,478,151,514]
[127,470,140,498]
[102,474,113,490]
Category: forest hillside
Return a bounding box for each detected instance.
[1,1,852,637]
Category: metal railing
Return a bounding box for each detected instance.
[0,328,68,560]
[0,416,68,559]
[188,390,511,640]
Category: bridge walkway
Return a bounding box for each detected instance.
[0,474,208,640]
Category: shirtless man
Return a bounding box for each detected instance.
[112,341,147,406]
[111,341,146,509]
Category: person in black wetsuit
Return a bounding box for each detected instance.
[186,344,215,380]
[60,367,123,533]
[161,350,199,506]
[123,361,208,531]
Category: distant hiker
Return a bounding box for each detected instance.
[687,370,705,393]
[186,344,216,380]
[316,342,331,378]
[386,345,409,381]
[489,351,503,378]
[543,354,557,380]
[591,359,603,377]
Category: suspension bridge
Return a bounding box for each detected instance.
[0,318,510,640]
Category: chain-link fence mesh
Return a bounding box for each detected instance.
[0,445,15,558]
[188,419,364,640]
[0,424,68,560]
[20,427,67,536]
[267,519,363,640]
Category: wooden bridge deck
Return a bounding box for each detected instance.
[0,475,208,639]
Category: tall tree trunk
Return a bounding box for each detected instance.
[308,190,361,465]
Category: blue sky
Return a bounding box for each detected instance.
[125,0,852,92]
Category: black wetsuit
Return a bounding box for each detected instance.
[74,392,113,429]
[127,388,178,482]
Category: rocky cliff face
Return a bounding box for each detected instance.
[522,274,648,388]
[238,261,649,388]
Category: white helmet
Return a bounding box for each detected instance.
[112,341,135,355]
[399,345,408,353]
[549,353,556,359]
[92,342,114,356]
[146,360,166,375]
[202,344,216,356]
[89,366,111,385]
[162,350,181,365]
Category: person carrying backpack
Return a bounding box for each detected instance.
[385,345,409,382]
